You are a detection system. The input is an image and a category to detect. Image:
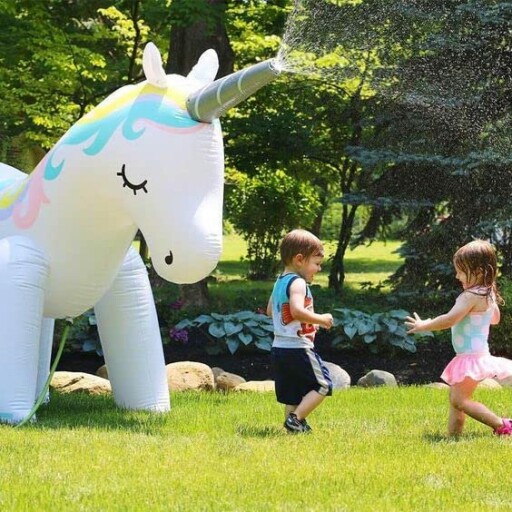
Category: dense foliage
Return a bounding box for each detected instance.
[1,0,511,297]
[347,1,512,299]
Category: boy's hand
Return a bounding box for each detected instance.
[318,313,333,329]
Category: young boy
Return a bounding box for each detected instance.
[266,229,333,433]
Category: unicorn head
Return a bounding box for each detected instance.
[0,43,281,292]
[109,42,281,284]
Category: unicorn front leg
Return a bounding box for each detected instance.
[0,236,49,423]
[94,246,170,412]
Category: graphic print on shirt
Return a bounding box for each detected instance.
[281,297,316,342]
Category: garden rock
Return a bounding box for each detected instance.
[50,371,111,395]
[495,375,512,388]
[357,370,397,387]
[96,365,108,380]
[211,367,225,380]
[166,361,215,392]
[235,380,275,393]
[324,362,351,389]
[477,378,502,389]
[424,382,449,390]
[215,370,246,391]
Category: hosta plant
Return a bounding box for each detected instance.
[331,308,433,354]
[175,310,274,355]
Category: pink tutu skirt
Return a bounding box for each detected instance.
[441,352,512,385]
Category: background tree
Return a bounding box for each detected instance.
[347,0,512,305]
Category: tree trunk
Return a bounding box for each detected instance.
[328,202,358,293]
[328,89,364,293]
[165,0,234,77]
[166,0,234,307]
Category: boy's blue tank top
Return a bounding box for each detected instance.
[271,272,315,348]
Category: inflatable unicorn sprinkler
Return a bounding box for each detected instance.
[0,43,281,423]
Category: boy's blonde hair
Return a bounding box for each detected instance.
[280,229,324,265]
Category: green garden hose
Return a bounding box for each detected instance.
[16,323,70,428]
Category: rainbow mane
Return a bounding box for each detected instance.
[0,82,205,228]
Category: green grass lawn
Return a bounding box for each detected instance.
[216,235,402,287]
[207,235,403,312]
[2,388,512,511]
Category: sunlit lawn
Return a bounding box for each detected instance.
[217,234,402,287]
[3,388,512,511]
[7,235,511,511]
[209,235,403,311]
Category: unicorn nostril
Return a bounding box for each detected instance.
[165,251,174,265]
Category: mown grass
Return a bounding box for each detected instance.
[215,235,402,287]
[206,235,403,313]
[2,388,512,511]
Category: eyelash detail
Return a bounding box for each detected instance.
[117,164,148,195]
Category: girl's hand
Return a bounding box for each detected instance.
[405,312,429,333]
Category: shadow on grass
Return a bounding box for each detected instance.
[33,394,170,434]
[423,430,489,443]
[235,424,284,438]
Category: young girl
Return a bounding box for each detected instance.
[405,240,512,436]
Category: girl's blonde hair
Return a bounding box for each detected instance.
[453,240,503,303]
[280,229,324,265]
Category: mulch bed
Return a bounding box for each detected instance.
[56,336,454,386]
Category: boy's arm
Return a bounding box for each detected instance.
[405,292,476,333]
[288,278,333,329]
[266,297,273,318]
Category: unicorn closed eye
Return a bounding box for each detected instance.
[0,43,280,424]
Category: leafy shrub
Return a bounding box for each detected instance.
[330,308,432,354]
[489,277,512,357]
[67,310,103,356]
[174,311,274,354]
[175,311,274,355]
[225,168,321,280]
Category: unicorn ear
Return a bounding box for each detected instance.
[143,42,168,88]
[187,49,219,86]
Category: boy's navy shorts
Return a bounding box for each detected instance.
[271,346,332,406]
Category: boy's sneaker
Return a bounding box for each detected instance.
[284,413,311,434]
[300,417,312,432]
[494,418,512,436]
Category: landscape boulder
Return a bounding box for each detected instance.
[50,371,111,395]
[215,369,246,391]
[424,382,449,390]
[324,362,351,389]
[166,361,215,392]
[235,380,275,393]
[357,369,397,388]
[477,378,502,389]
[96,364,108,380]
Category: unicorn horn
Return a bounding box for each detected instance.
[186,59,281,123]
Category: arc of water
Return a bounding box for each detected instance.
[186,59,281,123]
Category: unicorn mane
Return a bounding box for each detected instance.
[0,81,206,229]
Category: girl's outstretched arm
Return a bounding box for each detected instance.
[405,292,476,333]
